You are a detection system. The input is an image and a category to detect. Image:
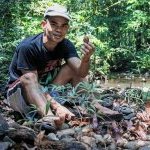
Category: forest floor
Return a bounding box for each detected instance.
[0,80,150,150]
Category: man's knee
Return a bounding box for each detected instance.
[61,64,87,84]
[20,72,38,86]
[62,64,87,80]
[61,64,75,76]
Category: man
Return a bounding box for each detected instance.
[6,4,94,127]
[6,4,120,128]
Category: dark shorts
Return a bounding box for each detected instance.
[7,68,60,116]
[39,67,61,86]
[7,80,28,115]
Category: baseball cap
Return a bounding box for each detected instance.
[44,4,70,20]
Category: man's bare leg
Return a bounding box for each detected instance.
[20,72,74,127]
[52,64,86,86]
[20,73,71,126]
[20,73,52,116]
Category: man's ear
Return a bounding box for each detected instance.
[41,20,47,30]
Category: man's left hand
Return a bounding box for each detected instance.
[81,36,95,62]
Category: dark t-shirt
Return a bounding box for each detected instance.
[8,33,79,85]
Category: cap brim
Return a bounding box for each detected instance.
[44,12,70,20]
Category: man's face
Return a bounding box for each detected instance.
[42,16,69,43]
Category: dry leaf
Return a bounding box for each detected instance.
[34,130,45,145]
[145,101,150,114]
[132,122,147,140]
[137,111,150,122]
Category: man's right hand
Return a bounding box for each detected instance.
[45,93,75,127]
[55,104,75,120]
[54,105,75,127]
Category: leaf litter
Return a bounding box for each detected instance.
[0,82,150,149]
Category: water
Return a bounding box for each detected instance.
[99,77,150,89]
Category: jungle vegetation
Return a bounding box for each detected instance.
[0,0,150,86]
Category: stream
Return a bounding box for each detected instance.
[100,77,150,89]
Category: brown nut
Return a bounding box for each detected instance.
[83,36,89,44]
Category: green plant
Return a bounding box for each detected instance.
[1,0,149,88]
[124,88,144,105]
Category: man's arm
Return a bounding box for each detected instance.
[67,57,89,78]
[67,37,94,77]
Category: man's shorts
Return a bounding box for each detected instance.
[7,80,29,117]
[6,68,61,117]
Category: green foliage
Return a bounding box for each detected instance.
[48,82,103,118]
[0,0,149,85]
[45,101,51,115]
[142,88,150,101]
[107,48,134,71]
[133,52,150,72]
[124,88,144,104]
[124,87,150,105]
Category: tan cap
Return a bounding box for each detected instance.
[44,4,70,20]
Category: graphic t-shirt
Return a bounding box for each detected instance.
[8,33,79,85]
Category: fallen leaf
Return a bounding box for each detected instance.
[145,101,150,114]
[131,121,147,140]
[34,130,45,145]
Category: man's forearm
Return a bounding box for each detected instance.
[78,58,90,78]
